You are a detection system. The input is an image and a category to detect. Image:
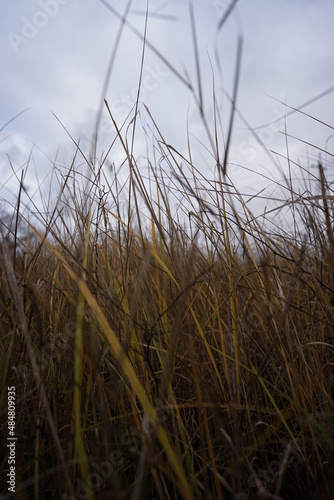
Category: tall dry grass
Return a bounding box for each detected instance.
[1,3,334,499]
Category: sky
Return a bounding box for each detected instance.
[1,0,334,231]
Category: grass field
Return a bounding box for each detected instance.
[1,7,334,500]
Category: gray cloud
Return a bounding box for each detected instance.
[1,0,333,218]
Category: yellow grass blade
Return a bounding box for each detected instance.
[30,223,193,499]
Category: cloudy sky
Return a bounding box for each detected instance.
[1,0,334,226]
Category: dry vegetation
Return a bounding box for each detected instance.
[1,4,334,500]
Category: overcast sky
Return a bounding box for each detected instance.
[1,0,334,228]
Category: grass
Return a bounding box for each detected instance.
[1,4,334,499]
